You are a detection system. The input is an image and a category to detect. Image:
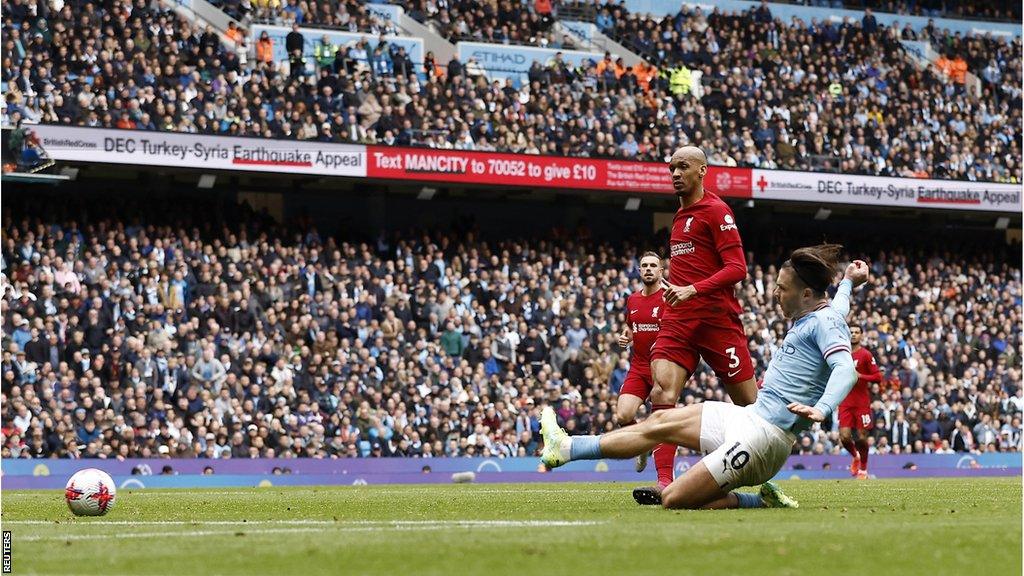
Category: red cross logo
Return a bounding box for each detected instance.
[756,176,768,192]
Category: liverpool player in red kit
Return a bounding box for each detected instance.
[633,146,759,505]
[838,324,881,479]
[616,252,665,473]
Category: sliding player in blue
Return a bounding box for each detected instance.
[541,245,869,510]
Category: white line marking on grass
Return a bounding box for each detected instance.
[6,519,603,527]
[115,487,629,496]
[15,520,605,541]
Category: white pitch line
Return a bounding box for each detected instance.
[114,487,628,496]
[5,519,603,527]
[14,521,605,542]
[18,527,390,542]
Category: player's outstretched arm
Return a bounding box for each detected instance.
[786,402,826,422]
[831,260,869,317]
[845,260,869,287]
[788,350,857,422]
[830,279,853,317]
[815,351,858,416]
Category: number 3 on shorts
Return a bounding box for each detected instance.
[726,347,740,369]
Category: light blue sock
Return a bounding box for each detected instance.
[569,436,603,460]
[735,492,764,509]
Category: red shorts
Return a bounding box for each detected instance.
[838,404,873,430]
[650,314,754,385]
[620,367,653,400]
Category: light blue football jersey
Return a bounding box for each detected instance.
[752,280,854,432]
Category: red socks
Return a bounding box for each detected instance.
[856,439,869,470]
[841,438,858,458]
[652,404,675,488]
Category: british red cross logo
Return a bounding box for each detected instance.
[89,484,114,512]
[756,176,768,192]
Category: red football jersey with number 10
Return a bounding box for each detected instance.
[666,191,744,319]
[626,288,664,371]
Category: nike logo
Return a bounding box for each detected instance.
[727,369,741,378]
[630,310,638,314]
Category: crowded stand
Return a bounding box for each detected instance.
[248,0,398,35]
[399,0,570,48]
[777,0,1020,22]
[580,1,1022,180]
[1,194,1020,461]
[1,0,1020,181]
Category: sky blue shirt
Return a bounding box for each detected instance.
[753,280,856,432]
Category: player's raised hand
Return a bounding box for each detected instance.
[787,402,826,422]
[617,326,633,348]
[843,260,869,287]
[661,280,697,306]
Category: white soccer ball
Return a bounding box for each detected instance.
[65,468,117,516]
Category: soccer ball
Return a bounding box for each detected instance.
[65,468,117,516]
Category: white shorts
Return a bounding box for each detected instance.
[699,401,796,490]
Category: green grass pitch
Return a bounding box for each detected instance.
[2,478,1020,575]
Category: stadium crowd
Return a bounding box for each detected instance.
[778,0,1020,22]
[247,0,398,35]
[400,0,571,48]
[1,195,1021,462]
[581,1,1022,180]
[1,0,1021,181]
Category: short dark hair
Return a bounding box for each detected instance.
[639,251,661,262]
[782,244,843,295]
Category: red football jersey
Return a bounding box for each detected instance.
[666,192,744,319]
[626,288,664,370]
[841,347,881,408]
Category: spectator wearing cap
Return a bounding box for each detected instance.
[11,318,31,350]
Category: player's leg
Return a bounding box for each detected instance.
[616,369,651,426]
[661,403,797,510]
[854,411,872,478]
[725,377,758,406]
[615,393,645,427]
[660,461,735,509]
[616,370,652,472]
[647,357,693,492]
[698,317,757,406]
[599,405,702,456]
[539,404,702,468]
[660,462,795,510]
[838,407,860,475]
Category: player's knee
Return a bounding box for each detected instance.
[649,384,671,404]
[646,409,669,425]
[640,410,673,439]
[660,486,696,510]
[839,428,852,443]
[728,381,757,407]
[615,403,636,424]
